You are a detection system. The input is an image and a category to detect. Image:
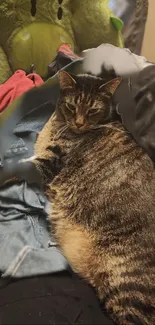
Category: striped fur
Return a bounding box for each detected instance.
[34,73,155,324]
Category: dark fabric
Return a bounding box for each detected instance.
[132,65,155,162]
[113,77,137,135]
[114,66,155,162]
[0,272,115,325]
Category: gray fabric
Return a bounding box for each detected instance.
[123,0,148,55]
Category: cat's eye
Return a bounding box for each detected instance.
[66,103,75,112]
[89,109,100,115]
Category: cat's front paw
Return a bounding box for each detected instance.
[18,147,63,183]
[18,156,36,164]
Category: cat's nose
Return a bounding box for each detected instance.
[75,117,84,128]
[75,122,84,128]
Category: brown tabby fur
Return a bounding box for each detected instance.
[30,71,155,325]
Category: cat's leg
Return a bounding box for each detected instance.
[50,214,101,286]
[19,146,62,164]
[19,145,63,185]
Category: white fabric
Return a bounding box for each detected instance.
[83,44,154,77]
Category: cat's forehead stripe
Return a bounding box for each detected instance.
[76,93,95,107]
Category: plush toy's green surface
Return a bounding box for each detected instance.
[0,0,123,83]
[70,0,124,51]
[9,23,74,78]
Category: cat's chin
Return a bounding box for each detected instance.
[70,126,89,134]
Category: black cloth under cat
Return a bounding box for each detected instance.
[0,272,115,325]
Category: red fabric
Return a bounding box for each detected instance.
[0,70,44,112]
[58,44,82,60]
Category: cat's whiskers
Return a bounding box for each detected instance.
[53,125,69,141]
[66,121,72,128]
[91,123,128,135]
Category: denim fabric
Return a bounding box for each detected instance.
[0,181,68,278]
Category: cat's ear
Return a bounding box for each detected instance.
[99,78,121,96]
[58,71,76,90]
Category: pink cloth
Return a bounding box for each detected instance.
[0,70,44,112]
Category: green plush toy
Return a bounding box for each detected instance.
[70,0,124,51]
[0,0,123,84]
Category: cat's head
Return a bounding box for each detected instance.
[57,71,121,133]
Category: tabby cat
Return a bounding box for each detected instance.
[26,71,155,325]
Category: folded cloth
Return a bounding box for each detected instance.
[0,70,44,112]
